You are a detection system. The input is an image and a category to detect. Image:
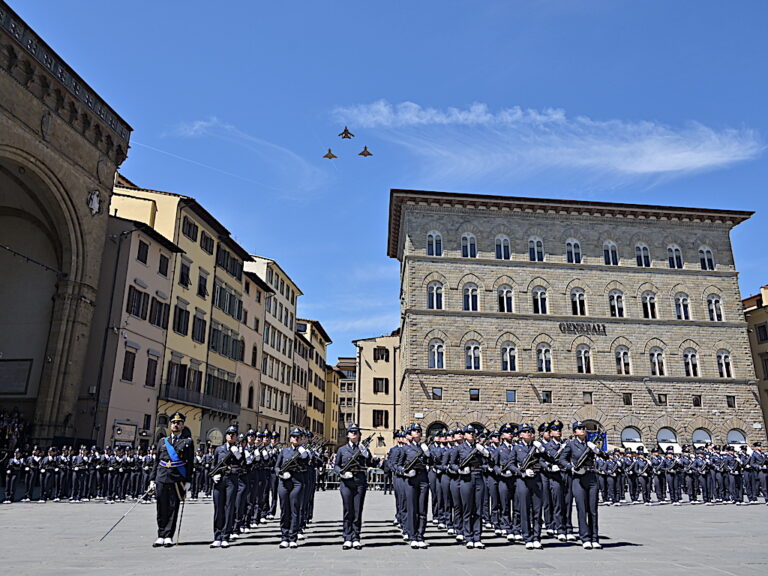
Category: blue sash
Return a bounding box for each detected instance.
[163,437,187,480]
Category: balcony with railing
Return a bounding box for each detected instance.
[162,384,240,416]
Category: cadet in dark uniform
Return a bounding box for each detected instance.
[634,448,653,505]
[148,412,194,547]
[508,423,548,549]
[450,424,490,548]
[40,446,58,501]
[386,430,407,532]
[394,423,431,549]
[4,448,24,503]
[558,421,602,549]
[22,446,41,502]
[275,427,310,548]
[71,446,89,502]
[334,424,372,549]
[543,420,569,541]
[210,425,245,548]
[748,443,767,504]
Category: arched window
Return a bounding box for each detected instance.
[692,428,712,445]
[717,350,733,378]
[428,339,445,369]
[609,290,625,318]
[621,427,642,443]
[497,285,513,313]
[536,344,552,373]
[532,287,548,314]
[635,243,651,267]
[615,346,631,375]
[461,233,477,258]
[495,235,511,260]
[576,345,592,374]
[235,382,242,404]
[463,283,479,311]
[707,294,723,322]
[427,282,443,310]
[247,386,254,409]
[529,237,544,262]
[465,341,481,371]
[570,288,587,316]
[657,427,677,443]
[699,246,715,271]
[603,241,619,266]
[675,293,691,320]
[500,343,517,372]
[649,347,665,376]
[642,292,657,319]
[427,231,443,257]
[727,429,746,444]
[566,239,582,264]
[683,348,699,377]
[426,421,448,438]
[667,245,683,269]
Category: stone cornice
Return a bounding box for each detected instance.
[388,189,753,259]
[0,1,131,166]
[404,308,747,334]
[403,254,740,279]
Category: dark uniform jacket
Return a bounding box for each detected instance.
[150,434,195,484]
[333,443,373,477]
[558,438,600,472]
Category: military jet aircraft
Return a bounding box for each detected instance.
[338,126,355,139]
[323,148,338,159]
[358,146,373,157]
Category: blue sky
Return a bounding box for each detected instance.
[15,1,768,360]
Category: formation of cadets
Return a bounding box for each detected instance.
[3,414,767,551]
[384,420,768,551]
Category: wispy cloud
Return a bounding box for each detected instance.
[167,116,328,196]
[333,100,763,187]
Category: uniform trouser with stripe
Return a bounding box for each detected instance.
[685,473,699,501]
[393,475,406,526]
[486,474,500,528]
[572,471,599,543]
[438,473,452,525]
[459,472,484,542]
[665,472,679,502]
[428,469,439,521]
[4,472,19,501]
[155,481,182,539]
[653,473,666,501]
[497,475,514,533]
[278,476,304,542]
[449,476,462,533]
[545,472,565,534]
[213,474,238,541]
[515,475,543,543]
[756,470,768,501]
[404,470,429,541]
[339,475,367,542]
[606,476,618,503]
[637,475,652,502]
[541,473,552,528]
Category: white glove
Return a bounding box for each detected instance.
[341,471,353,479]
[148,481,156,492]
[524,469,535,478]
[572,467,585,475]
[280,472,292,480]
[477,445,490,457]
[420,443,430,455]
[550,465,560,472]
[261,449,270,459]
[212,474,221,483]
[460,467,470,475]
[230,445,241,458]
[533,440,542,449]
[405,469,416,478]
[502,470,513,478]
[298,446,307,455]
[183,482,191,492]
[587,442,599,453]
[360,446,370,457]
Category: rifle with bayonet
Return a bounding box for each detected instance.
[339,432,375,475]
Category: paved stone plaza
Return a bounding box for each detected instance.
[1,491,766,576]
